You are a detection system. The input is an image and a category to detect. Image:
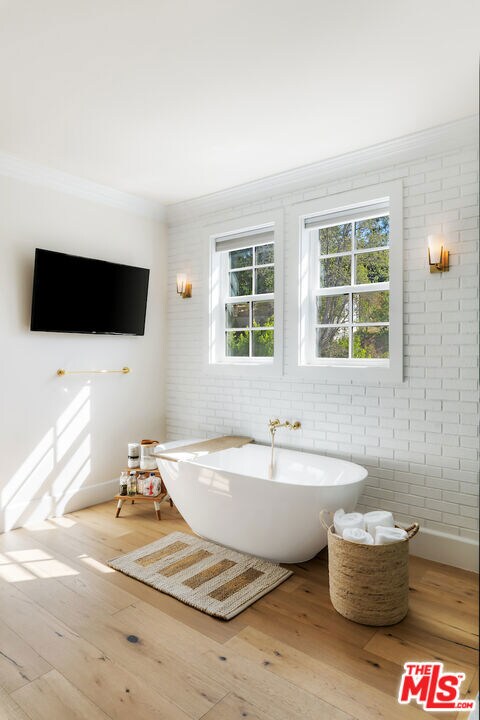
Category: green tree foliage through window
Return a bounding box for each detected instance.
[315,215,390,360]
[225,242,274,358]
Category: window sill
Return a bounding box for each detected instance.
[215,358,273,365]
[306,359,389,368]
[205,358,282,378]
[291,361,403,384]
[205,358,402,382]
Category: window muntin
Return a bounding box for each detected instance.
[223,240,274,360]
[310,211,390,364]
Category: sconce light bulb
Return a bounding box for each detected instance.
[427,234,449,273]
[176,273,187,294]
[428,234,445,265]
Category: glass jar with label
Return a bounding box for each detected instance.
[144,472,160,496]
[127,472,137,496]
[140,442,157,470]
[136,472,146,495]
[128,442,140,469]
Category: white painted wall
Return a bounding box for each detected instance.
[0,173,167,532]
[166,119,479,569]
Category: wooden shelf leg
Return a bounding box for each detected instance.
[154,501,161,521]
[115,498,125,518]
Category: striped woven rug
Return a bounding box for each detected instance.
[108,531,293,619]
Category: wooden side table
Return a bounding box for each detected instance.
[115,493,166,520]
[114,468,173,521]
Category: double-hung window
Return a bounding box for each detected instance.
[210,224,277,366]
[311,204,390,363]
[297,184,403,381]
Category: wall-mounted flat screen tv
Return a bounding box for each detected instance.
[30,249,150,335]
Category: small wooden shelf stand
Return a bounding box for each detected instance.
[114,468,172,521]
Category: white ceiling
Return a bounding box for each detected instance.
[0,0,478,204]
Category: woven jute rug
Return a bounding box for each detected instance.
[108,531,292,620]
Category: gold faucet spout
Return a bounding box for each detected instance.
[268,419,301,479]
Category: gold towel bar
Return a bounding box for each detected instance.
[57,367,131,376]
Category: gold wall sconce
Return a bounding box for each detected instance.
[176,273,192,298]
[427,234,449,273]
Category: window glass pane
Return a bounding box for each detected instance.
[355,250,389,284]
[229,269,252,297]
[253,300,274,327]
[225,302,249,328]
[229,247,252,269]
[255,243,274,265]
[225,331,249,357]
[353,291,389,323]
[316,327,349,358]
[255,266,274,294]
[252,329,274,357]
[355,216,389,249]
[319,256,351,288]
[353,327,389,358]
[316,294,349,325]
[318,223,352,255]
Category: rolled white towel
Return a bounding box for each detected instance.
[364,510,394,538]
[375,526,408,545]
[343,527,374,545]
[334,508,365,536]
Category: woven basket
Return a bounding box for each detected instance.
[320,511,419,626]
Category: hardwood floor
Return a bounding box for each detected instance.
[0,500,478,720]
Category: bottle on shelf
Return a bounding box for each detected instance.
[119,471,128,496]
[127,471,137,496]
[149,472,160,496]
[144,474,152,496]
[136,472,146,495]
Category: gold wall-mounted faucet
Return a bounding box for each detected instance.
[268,419,301,479]
[268,418,301,433]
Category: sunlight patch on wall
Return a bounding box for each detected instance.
[52,435,91,497]
[56,390,90,461]
[56,385,90,435]
[1,385,92,532]
[1,429,54,508]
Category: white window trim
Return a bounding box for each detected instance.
[288,181,403,383]
[204,209,284,378]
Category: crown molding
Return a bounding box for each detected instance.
[1,116,476,225]
[0,151,165,222]
[167,115,479,226]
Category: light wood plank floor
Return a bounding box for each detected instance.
[0,500,478,720]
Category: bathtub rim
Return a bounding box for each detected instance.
[161,442,368,489]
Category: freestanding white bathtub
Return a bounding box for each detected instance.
[155,440,367,563]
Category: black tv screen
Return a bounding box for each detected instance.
[30,249,150,335]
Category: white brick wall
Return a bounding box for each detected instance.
[166,133,479,545]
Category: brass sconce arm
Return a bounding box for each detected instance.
[428,246,449,273]
[427,234,449,273]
